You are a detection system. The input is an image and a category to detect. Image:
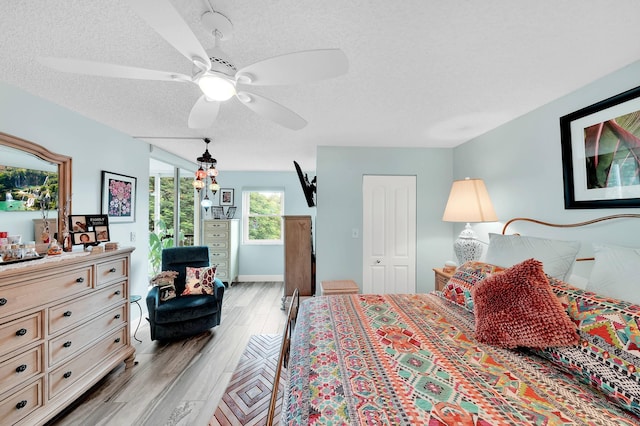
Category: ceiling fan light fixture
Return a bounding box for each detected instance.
[236,92,252,103]
[236,73,253,84]
[198,74,236,101]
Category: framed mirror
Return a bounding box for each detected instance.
[0,132,72,242]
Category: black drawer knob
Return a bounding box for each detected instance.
[114,314,121,319]
[16,400,27,410]
[15,328,27,336]
[63,311,72,317]
[63,371,72,379]
[114,290,121,295]
[114,338,121,343]
[16,364,27,373]
[76,277,84,283]
[0,298,6,306]
[109,267,117,273]
[63,341,72,348]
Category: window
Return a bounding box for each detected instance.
[149,159,198,275]
[243,190,284,244]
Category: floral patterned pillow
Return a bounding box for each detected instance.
[181,266,216,295]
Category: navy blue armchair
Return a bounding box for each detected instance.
[146,246,224,341]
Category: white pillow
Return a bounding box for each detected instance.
[485,233,580,281]
[586,243,640,305]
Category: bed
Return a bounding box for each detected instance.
[273,215,640,425]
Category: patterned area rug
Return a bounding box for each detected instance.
[210,334,285,426]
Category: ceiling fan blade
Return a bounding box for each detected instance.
[235,49,348,86]
[39,57,191,82]
[129,0,211,70]
[236,91,307,130]
[188,95,221,128]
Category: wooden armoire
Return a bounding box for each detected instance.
[283,215,315,307]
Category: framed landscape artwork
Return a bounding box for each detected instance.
[560,85,640,208]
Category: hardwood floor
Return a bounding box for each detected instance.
[46,281,287,426]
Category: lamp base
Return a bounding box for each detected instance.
[453,223,483,265]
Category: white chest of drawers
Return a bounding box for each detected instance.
[0,248,135,425]
[203,219,239,285]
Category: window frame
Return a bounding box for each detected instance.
[242,190,285,245]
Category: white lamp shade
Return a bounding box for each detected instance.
[442,178,497,223]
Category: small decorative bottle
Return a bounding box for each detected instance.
[63,232,72,252]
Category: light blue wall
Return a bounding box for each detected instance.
[316,147,453,293]
[214,170,315,277]
[454,59,640,280]
[4,56,639,299]
[0,82,151,312]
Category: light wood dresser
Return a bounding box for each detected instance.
[203,219,239,285]
[0,247,135,425]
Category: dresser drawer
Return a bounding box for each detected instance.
[204,220,229,231]
[0,313,42,358]
[49,282,126,335]
[0,346,42,396]
[0,267,91,318]
[0,378,43,425]
[49,327,126,399]
[96,257,127,287]
[49,303,126,367]
[204,231,228,241]
[209,251,228,261]
[210,260,227,270]
[215,269,228,279]
[207,241,228,249]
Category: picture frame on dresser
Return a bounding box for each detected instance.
[226,206,237,219]
[212,205,224,219]
[101,171,137,222]
[33,218,58,243]
[69,214,110,246]
[560,84,640,209]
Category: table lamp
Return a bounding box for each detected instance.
[442,177,498,265]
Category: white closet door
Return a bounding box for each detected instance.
[362,175,416,294]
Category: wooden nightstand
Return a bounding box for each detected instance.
[433,268,455,291]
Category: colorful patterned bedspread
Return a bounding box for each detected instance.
[283,293,640,425]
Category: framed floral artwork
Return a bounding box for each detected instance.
[101,171,137,222]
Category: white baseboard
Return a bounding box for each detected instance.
[236,275,283,282]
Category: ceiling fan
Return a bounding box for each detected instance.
[38,0,348,130]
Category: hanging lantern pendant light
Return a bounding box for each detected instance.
[192,138,220,210]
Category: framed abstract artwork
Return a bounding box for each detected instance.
[101,171,137,222]
[560,85,640,209]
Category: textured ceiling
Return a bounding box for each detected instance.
[2,0,640,171]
